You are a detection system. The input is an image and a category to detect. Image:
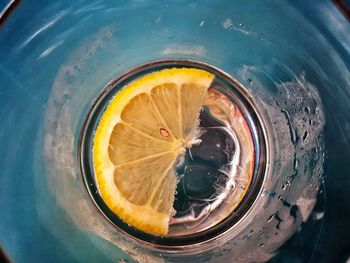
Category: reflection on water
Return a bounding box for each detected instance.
[0,1,349,263]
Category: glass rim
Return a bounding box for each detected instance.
[78,58,270,253]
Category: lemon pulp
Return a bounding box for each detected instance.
[93,68,214,235]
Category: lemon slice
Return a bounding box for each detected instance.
[93,68,215,235]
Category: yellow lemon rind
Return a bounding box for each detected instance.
[93,68,215,235]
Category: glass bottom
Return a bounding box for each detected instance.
[79,59,267,248]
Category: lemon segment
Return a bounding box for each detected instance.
[108,123,171,165]
[93,68,214,235]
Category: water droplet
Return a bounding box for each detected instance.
[268,191,276,197]
[302,131,308,141]
[267,212,283,229]
[281,109,297,143]
[279,198,291,208]
[290,205,299,219]
[294,158,300,170]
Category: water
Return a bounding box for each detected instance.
[1,1,349,263]
[170,86,256,236]
[79,60,267,245]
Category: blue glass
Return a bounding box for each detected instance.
[0,1,349,262]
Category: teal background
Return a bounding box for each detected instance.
[0,1,349,262]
